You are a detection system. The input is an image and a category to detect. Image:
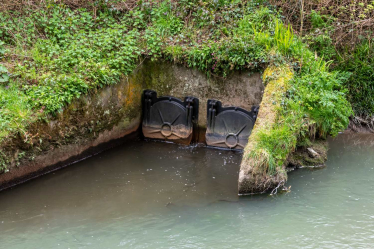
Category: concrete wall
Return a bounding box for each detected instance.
[134,60,264,129]
[0,73,143,190]
[0,60,264,190]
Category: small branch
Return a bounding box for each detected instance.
[270,180,284,195]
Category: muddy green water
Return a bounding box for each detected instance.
[1,134,374,248]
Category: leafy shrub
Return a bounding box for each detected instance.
[288,68,352,137]
[271,1,374,118]
[0,40,5,58]
[337,41,374,116]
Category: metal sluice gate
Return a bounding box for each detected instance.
[205,100,258,150]
[142,90,199,145]
[142,90,259,150]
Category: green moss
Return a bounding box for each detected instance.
[243,66,295,174]
[141,60,175,95]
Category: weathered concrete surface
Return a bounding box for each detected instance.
[133,60,264,132]
[0,75,143,190]
[0,59,264,190]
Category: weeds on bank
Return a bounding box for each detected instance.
[270,2,374,118]
[246,21,352,174]
[0,83,33,140]
[337,41,374,116]
[301,10,374,118]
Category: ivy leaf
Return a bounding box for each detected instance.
[0,64,7,73]
[0,74,9,83]
[0,64,9,83]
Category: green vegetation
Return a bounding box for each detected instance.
[271,0,374,119]
[0,41,8,84]
[0,0,354,175]
[337,41,374,116]
[0,0,268,142]
[0,83,33,139]
[307,13,374,118]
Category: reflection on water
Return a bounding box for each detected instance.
[1,134,374,248]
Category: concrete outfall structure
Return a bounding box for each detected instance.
[0,60,328,194]
[0,60,264,191]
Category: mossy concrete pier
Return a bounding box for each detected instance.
[238,66,293,194]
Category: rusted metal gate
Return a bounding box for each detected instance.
[205,100,258,150]
[142,90,199,144]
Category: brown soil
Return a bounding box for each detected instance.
[287,139,328,168]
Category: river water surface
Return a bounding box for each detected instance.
[1,134,374,248]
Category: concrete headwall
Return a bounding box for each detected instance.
[134,60,264,129]
[0,60,264,190]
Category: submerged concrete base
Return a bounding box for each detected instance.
[238,168,287,195]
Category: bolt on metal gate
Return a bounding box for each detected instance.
[205,100,259,150]
[142,90,199,144]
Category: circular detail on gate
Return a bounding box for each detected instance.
[161,123,172,137]
[225,133,238,148]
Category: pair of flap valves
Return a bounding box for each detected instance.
[142,90,259,150]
